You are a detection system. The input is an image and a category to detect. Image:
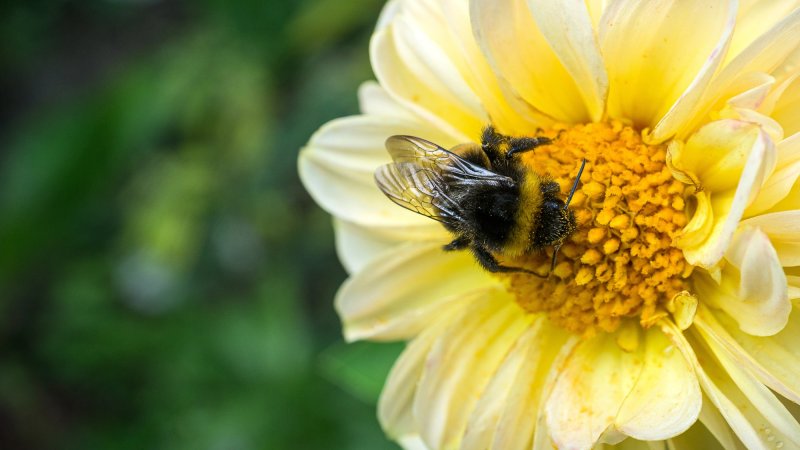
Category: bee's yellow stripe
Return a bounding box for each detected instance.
[506,174,543,257]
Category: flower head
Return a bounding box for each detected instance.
[300,0,800,448]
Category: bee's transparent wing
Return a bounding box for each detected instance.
[374,135,514,225]
[384,135,512,188]
[375,162,466,225]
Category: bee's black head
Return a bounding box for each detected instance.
[533,200,577,249]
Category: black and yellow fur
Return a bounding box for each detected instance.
[375,126,585,276]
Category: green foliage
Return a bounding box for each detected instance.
[0,0,399,448]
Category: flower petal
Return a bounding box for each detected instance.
[658,322,742,450]
[599,0,736,136]
[677,120,766,193]
[378,319,444,440]
[690,329,800,449]
[678,8,800,139]
[460,317,571,450]
[413,292,532,449]
[333,219,447,274]
[358,80,420,120]
[470,0,595,123]
[693,228,790,336]
[525,0,608,123]
[334,219,394,274]
[726,227,791,330]
[695,304,800,405]
[335,242,500,342]
[615,327,702,441]
[546,329,645,450]
[669,403,738,450]
[677,121,775,268]
[429,0,551,134]
[397,435,430,450]
[745,132,800,215]
[741,210,800,265]
[773,72,800,136]
[370,15,481,139]
[726,0,800,66]
[663,322,800,450]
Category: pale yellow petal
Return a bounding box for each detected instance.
[694,270,783,338]
[392,12,485,117]
[599,0,736,138]
[376,0,402,30]
[726,0,800,66]
[299,115,457,228]
[358,81,419,120]
[725,227,791,331]
[593,439,660,450]
[745,133,800,215]
[788,268,800,299]
[334,219,395,274]
[335,243,501,342]
[379,320,443,440]
[767,176,800,213]
[677,120,767,193]
[678,122,776,268]
[660,323,742,450]
[526,0,608,122]
[585,0,610,29]
[333,219,447,274]
[675,191,714,249]
[493,320,572,450]
[459,323,530,450]
[741,210,800,265]
[690,329,800,449]
[413,292,531,450]
[773,71,800,136]
[677,9,800,139]
[546,330,644,450]
[615,328,702,441]
[370,21,479,139]
[434,0,552,133]
[720,72,776,112]
[695,304,800,405]
[398,435,430,450]
[461,317,570,450]
[693,228,790,336]
[470,0,594,123]
[662,322,800,449]
[667,409,735,450]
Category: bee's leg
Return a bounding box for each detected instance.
[472,244,547,278]
[506,136,552,159]
[443,235,471,251]
[480,125,504,164]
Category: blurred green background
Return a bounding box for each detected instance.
[0,1,403,448]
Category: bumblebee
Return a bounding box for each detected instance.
[374,126,586,276]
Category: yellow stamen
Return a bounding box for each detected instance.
[504,121,692,336]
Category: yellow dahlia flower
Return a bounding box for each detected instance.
[299,0,800,448]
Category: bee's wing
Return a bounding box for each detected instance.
[374,162,463,224]
[374,135,514,225]
[384,135,511,187]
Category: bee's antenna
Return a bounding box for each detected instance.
[550,244,561,273]
[563,158,587,210]
[548,158,587,275]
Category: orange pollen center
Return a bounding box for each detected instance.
[503,120,693,336]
